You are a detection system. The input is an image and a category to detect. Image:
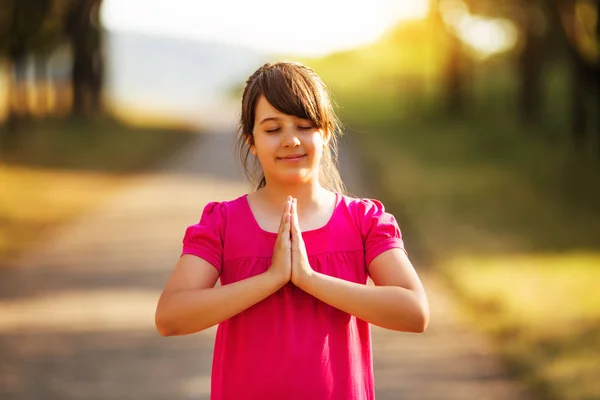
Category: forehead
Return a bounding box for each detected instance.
[254,95,311,122]
[254,95,281,119]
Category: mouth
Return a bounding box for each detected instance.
[277,154,306,161]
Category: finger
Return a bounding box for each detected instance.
[291,199,300,242]
[293,199,300,230]
[283,196,294,224]
[278,199,291,237]
[284,212,291,246]
[280,196,291,222]
[289,198,295,229]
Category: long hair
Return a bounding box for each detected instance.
[236,61,346,194]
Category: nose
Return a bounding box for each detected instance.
[280,126,301,147]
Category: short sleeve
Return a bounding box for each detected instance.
[358,199,406,267]
[181,202,225,272]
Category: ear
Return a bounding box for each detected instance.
[246,134,257,156]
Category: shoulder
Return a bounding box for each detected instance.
[195,194,248,225]
[338,194,399,236]
[339,194,388,217]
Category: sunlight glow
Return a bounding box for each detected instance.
[102,0,430,56]
[439,0,518,59]
[458,17,518,59]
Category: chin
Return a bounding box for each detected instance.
[273,172,313,186]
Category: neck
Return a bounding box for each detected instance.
[260,180,328,210]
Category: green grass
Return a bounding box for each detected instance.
[0,117,195,173]
[442,254,600,400]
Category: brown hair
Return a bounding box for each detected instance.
[236,61,346,194]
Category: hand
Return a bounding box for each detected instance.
[267,196,292,287]
[290,198,315,288]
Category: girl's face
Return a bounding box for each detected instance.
[250,95,326,187]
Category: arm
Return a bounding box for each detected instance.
[297,249,429,332]
[155,255,285,336]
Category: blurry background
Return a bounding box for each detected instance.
[0,0,599,399]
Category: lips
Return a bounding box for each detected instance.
[277,154,306,160]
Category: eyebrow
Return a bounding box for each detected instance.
[258,116,313,125]
[258,117,281,125]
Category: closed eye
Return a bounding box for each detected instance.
[265,128,280,133]
[298,126,312,130]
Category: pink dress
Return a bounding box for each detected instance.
[181,193,405,400]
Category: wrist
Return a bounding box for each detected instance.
[264,269,289,289]
[294,268,317,291]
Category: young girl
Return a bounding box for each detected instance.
[155,61,429,400]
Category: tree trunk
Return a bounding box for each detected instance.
[67,0,104,118]
[547,0,600,153]
[433,0,467,115]
[517,5,545,125]
[445,33,465,114]
[34,53,49,117]
[12,52,29,119]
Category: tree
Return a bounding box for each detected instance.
[516,0,547,125]
[0,0,71,132]
[434,0,471,114]
[548,0,600,153]
[65,0,105,118]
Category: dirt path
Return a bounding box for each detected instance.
[0,130,527,399]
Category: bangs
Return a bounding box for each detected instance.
[258,65,326,128]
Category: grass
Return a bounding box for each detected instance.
[0,117,196,263]
[304,28,600,399]
[442,254,600,400]
[0,117,195,172]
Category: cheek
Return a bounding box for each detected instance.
[309,135,325,157]
[252,137,278,164]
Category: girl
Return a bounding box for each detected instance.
[155,61,429,400]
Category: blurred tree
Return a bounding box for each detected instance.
[435,0,470,114]
[516,0,547,125]
[548,0,599,153]
[0,0,105,131]
[65,0,104,118]
[468,0,548,125]
[1,0,51,128]
[438,0,599,155]
[0,0,70,131]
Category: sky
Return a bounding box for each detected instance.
[101,0,430,56]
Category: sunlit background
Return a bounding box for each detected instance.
[103,0,431,56]
[1,0,599,399]
[99,0,434,128]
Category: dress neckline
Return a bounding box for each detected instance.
[242,192,341,237]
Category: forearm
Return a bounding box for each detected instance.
[299,272,429,332]
[156,271,284,336]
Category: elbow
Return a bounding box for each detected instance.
[156,323,176,337]
[155,312,177,337]
[408,291,430,333]
[410,302,430,333]
[410,309,429,333]
[155,306,210,336]
[155,294,188,337]
[155,304,185,337]
[393,300,429,333]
